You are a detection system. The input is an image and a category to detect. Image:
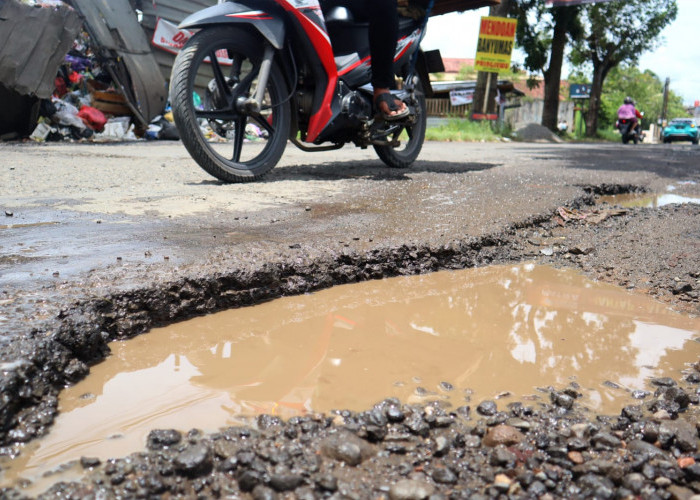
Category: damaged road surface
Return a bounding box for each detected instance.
[1,141,700,498]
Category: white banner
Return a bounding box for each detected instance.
[152,18,231,64]
[450,89,474,106]
[152,18,193,54]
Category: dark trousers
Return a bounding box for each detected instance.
[324,0,399,88]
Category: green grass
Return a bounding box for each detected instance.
[425,118,507,142]
[596,128,623,142]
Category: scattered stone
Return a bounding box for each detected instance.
[80,456,101,469]
[431,466,457,484]
[174,443,212,476]
[147,429,182,450]
[389,479,435,500]
[320,431,375,466]
[482,425,525,447]
[476,400,497,416]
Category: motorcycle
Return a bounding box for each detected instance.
[616,116,642,145]
[169,0,433,183]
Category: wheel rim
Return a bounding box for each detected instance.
[188,42,281,167]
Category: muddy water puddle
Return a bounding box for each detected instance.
[2,263,700,493]
[600,192,700,208]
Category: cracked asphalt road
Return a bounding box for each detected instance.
[0,139,699,448]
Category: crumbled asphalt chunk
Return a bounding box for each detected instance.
[320,430,374,465]
[174,442,212,476]
[476,400,497,416]
[147,429,182,450]
[7,392,694,497]
[389,479,435,500]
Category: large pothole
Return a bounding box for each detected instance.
[3,263,698,496]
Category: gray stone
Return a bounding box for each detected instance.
[389,479,436,500]
[174,443,212,476]
[320,431,375,466]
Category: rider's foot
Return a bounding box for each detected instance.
[374,88,409,121]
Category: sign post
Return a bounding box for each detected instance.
[569,84,591,137]
[471,16,517,121]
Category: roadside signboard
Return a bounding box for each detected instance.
[570,83,592,99]
[450,89,475,106]
[474,16,517,73]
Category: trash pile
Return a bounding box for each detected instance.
[29,23,179,143]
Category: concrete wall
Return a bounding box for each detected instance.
[505,100,575,129]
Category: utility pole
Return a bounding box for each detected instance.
[471,0,512,121]
[661,77,670,125]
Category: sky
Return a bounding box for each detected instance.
[421,0,699,105]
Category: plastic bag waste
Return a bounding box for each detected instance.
[92,117,137,142]
[51,99,85,130]
[145,115,180,141]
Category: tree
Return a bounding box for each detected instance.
[510,1,582,132]
[569,0,678,137]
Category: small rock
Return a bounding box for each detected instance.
[476,400,498,416]
[174,443,212,476]
[431,467,457,484]
[493,473,512,492]
[432,435,450,456]
[569,246,594,255]
[80,456,101,469]
[320,431,374,466]
[483,425,525,447]
[316,473,338,492]
[147,429,182,450]
[591,432,622,449]
[252,485,278,500]
[651,377,676,387]
[269,473,304,492]
[389,479,435,500]
[660,419,697,452]
[667,485,695,500]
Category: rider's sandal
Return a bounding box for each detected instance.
[375,93,410,121]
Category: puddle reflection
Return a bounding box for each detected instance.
[600,192,700,208]
[2,263,699,490]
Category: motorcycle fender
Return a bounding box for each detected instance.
[179,3,285,50]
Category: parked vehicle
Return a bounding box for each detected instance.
[169,0,436,183]
[617,118,641,144]
[662,118,699,145]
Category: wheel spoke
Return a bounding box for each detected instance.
[195,109,237,120]
[249,112,274,135]
[231,67,258,103]
[232,117,246,163]
[209,51,231,101]
[229,56,242,83]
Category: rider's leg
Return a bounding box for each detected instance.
[364,0,407,117]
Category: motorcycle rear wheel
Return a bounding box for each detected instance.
[170,27,290,183]
[373,77,427,169]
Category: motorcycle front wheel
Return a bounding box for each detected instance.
[170,27,291,183]
[373,76,427,169]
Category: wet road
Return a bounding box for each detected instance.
[1,139,700,478]
[2,140,697,298]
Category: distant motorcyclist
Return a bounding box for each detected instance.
[617,96,643,135]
